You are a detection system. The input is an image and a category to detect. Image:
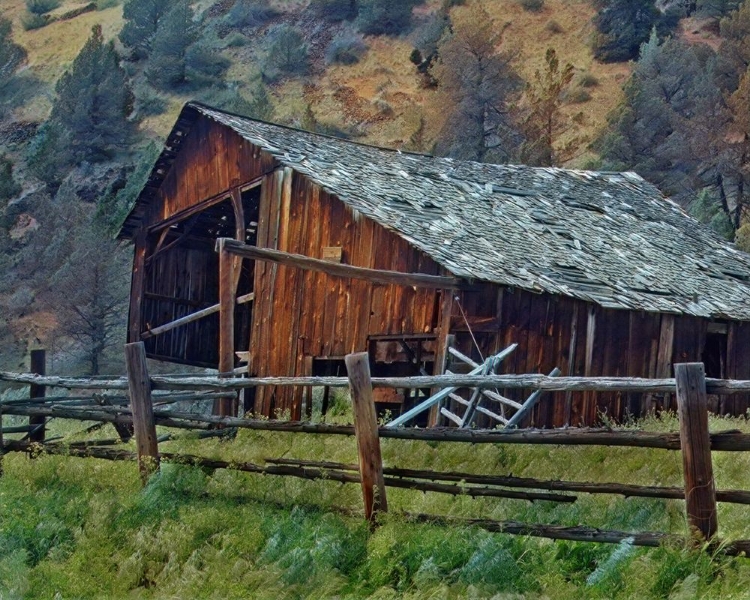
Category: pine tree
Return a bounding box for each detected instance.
[30,25,134,183]
[145,1,197,89]
[119,0,171,60]
[592,0,662,62]
[262,24,309,82]
[50,25,135,164]
[520,48,574,166]
[432,5,523,163]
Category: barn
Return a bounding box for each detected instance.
[118,101,750,427]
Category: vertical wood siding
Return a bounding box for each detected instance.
[128,115,750,425]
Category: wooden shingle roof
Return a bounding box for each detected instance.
[121,102,750,321]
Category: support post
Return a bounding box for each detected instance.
[345,352,387,523]
[125,342,160,485]
[675,362,718,541]
[214,238,238,417]
[29,349,46,443]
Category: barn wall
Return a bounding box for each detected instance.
[126,115,750,425]
[447,285,750,428]
[155,118,277,223]
[248,168,445,419]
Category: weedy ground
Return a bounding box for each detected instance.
[2,407,750,599]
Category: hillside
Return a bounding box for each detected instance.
[1,0,625,158]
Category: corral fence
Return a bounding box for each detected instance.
[2,343,750,556]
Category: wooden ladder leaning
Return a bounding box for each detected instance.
[386,343,560,429]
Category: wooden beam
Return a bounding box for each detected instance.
[346,352,387,523]
[141,293,253,340]
[124,342,160,485]
[676,363,718,541]
[219,238,467,290]
[215,238,238,417]
[146,177,263,234]
[128,229,147,343]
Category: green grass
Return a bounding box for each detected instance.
[2,411,750,598]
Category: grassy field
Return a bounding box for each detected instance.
[2,408,750,598]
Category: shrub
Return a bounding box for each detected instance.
[545,19,563,33]
[262,24,309,81]
[518,0,544,11]
[309,0,358,21]
[325,31,367,65]
[96,0,120,9]
[735,223,750,252]
[21,12,48,30]
[577,72,599,87]
[356,0,417,36]
[222,32,249,47]
[133,83,168,117]
[0,155,21,202]
[564,88,592,103]
[224,0,278,29]
[186,44,231,81]
[25,0,60,15]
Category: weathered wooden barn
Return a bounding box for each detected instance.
[119,102,750,427]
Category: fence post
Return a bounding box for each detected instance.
[29,349,46,444]
[675,362,718,541]
[345,352,388,524]
[125,342,160,485]
[214,238,237,418]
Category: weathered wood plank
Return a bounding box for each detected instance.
[28,349,46,444]
[346,352,387,522]
[220,239,467,290]
[676,363,718,541]
[125,342,160,485]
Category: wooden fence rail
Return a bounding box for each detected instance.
[2,352,750,555]
[6,372,750,394]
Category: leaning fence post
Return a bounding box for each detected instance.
[675,362,718,542]
[125,342,160,485]
[214,237,237,418]
[29,349,46,444]
[345,352,388,524]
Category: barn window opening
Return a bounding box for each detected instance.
[139,185,262,367]
[702,322,728,379]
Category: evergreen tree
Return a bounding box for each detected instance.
[262,25,309,81]
[432,5,523,163]
[598,32,749,236]
[520,48,574,166]
[0,155,21,202]
[357,0,418,35]
[0,16,26,80]
[119,0,171,60]
[592,0,662,62]
[145,1,197,88]
[309,0,358,21]
[30,25,134,183]
[246,82,274,121]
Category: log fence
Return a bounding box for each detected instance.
[2,347,750,555]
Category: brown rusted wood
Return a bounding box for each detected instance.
[346,352,387,522]
[28,349,46,444]
[128,229,147,343]
[215,238,238,416]
[221,239,466,290]
[124,342,160,485]
[676,363,718,541]
[7,398,750,450]
[266,457,750,505]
